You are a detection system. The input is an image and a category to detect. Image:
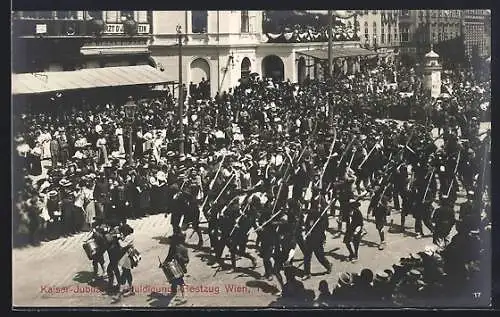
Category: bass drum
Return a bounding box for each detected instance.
[160,259,184,282]
[83,238,99,260]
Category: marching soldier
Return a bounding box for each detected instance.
[215,194,240,266]
[90,217,108,281]
[344,199,364,262]
[105,224,122,293]
[391,162,411,233]
[228,196,258,271]
[414,196,435,239]
[372,193,390,250]
[432,195,456,248]
[302,188,332,279]
[458,190,480,233]
[272,213,299,294]
[335,165,356,238]
[184,180,204,248]
[256,194,276,280]
[169,184,183,236]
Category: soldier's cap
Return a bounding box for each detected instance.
[338,272,353,286]
[467,190,475,197]
[375,271,390,282]
[441,195,449,200]
[59,179,72,187]
[48,190,58,197]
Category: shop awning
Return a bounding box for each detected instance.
[297,47,377,60]
[80,47,150,56]
[12,65,170,95]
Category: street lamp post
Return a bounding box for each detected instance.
[177,24,185,156]
[328,10,333,78]
[124,97,137,166]
[327,10,334,126]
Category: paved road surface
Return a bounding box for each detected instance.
[13,124,488,307]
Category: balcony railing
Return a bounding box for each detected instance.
[152,32,264,46]
[12,19,151,38]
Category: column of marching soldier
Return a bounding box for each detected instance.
[81,105,489,299]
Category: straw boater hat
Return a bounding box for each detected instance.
[374,271,390,283]
[48,190,58,198]
[59,179,72,187]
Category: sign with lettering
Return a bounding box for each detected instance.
[104,24,124,34]
[36,24,47,34]
[104,23,150,34]
[137,24,150,34]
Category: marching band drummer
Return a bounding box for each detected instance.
[162,232,190,303]
[116,221,136,297]
[89,217,107,282]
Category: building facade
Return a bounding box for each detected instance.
[357,10,400,53]
[398,10,462,58]
[150,10,362,97]
[462,9,491,58]
[12,11,153,73]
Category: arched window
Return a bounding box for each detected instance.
[241,11,249,33]
[364,22,369,40]
[241,57,251,78]
[381,27,385,44]
[373,22,377,36]
[192,11,208,33]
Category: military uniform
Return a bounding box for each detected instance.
[257,200,276,279]
[344,201,363,261]
[432,196,456,246]
[372,197,390,249]
[229,201,257,270]
[414,199,435,238]
[302,203,331,277]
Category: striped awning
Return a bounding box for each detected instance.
[12,65,170,95]
[297,47,377,60]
